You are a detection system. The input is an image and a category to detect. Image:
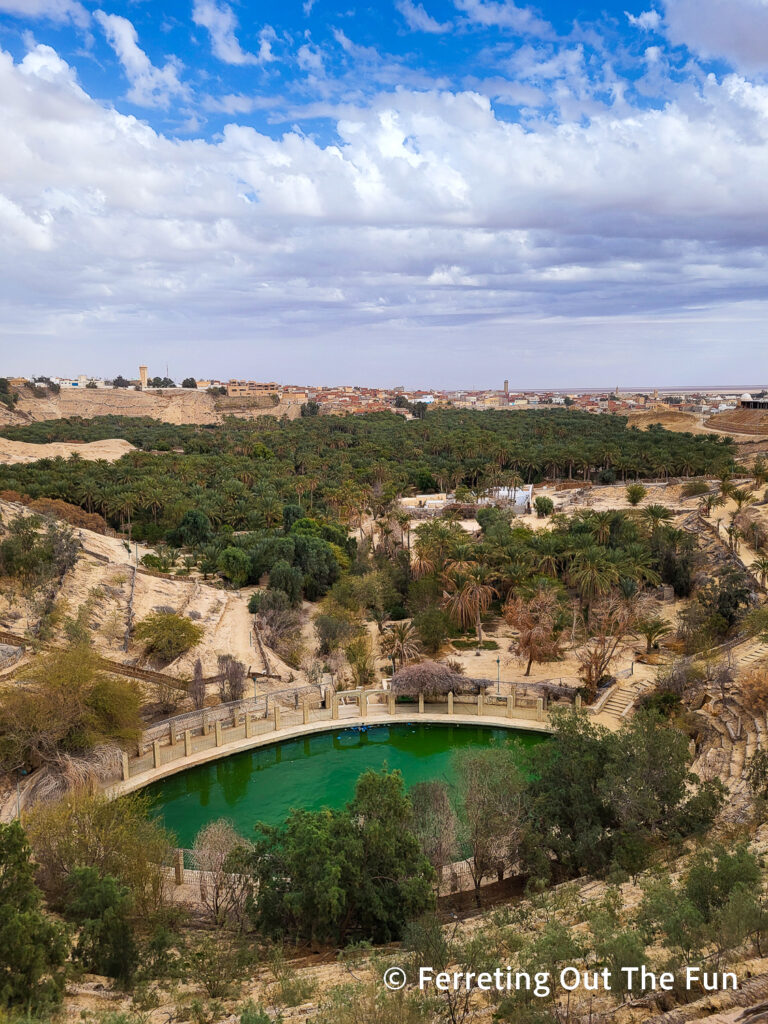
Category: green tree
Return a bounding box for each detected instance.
[248,769,434,944]
[0,821,68,1014]
[64,867,138,984]
[218,546,252,587]
[134,611,204,661]
[181,377,198,389]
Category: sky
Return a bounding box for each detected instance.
[0,0,767,388]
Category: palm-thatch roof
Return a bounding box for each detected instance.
[390,660,484,697]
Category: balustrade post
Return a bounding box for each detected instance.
[121,751,130,780]
[418,693,424,714]
[245,713,253,738]
[274,705,281,731]
[303,702,310,725]
[477,691,484,716]
[388,692,395,715]
[537,697,544,721]
[448,691,454,715]
[168,722,174,745]
[331,696,339,720]
[575,693,582,709]
[360,692,368,717]
[174,849,184,886]
[506,694,513,718]
[214,720,223,747]
[184,729,192,757]
[152,740,161,769]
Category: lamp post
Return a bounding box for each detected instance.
[496,656,501,695]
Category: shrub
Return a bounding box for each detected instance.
[64,867,138,984]
[534,495,554,518]
[681,480,710,498]
[625,483,647,506]
[0,646,142,772]
[135,612,204,661]
[24,790,173,915]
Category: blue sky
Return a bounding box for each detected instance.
[0,0,767,387]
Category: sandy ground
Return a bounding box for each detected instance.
[0,436,135,464]
[0,500,301,694]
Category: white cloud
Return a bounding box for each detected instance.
[662,0,768,72]
[1,43,768,382]
[0,0,89,26]
[626,9,662,30]
[192,0,260,66]
[94,11,188,108]
[396,0,452,34]
[453,0,551,34]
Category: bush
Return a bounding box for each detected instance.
[134,612,204,661]
[681,480,710,498]
[534,495,554,517]
[269,560,303,606]
[64,867,138,984]
[249,589,290,615]
[0,646,142,772]
[625,483,647,506]
[24,790,173,915]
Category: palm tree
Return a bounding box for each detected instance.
[380,621,421,669]
[569,546,620,606]
[590,511,613,546]
[641,504,674,535]
[442,565,498,646]
[753,556,768,587]
[636,617,673,653]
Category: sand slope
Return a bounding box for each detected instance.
[0,437,135,465]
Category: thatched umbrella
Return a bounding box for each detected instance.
[390,660,484,698]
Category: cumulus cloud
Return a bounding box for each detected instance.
[1,40,768,382]
[626,9,662,30]
[0,0,89,26]
[453,0,551,34]
[396,0,452,34]
[662,0,768,72]
[192,0,260,66]
[94,11,188,108]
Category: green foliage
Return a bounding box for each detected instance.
[24,789,173,915]
[0,821,68,1013]
[534,495,554,517]
[64,867,138,984]
[247,769,435,944]
[269,559,304,606]
[217,546,251,587]
[413,605,450,654]
[0,646,142,771]
[134,611,204,661]
[0,513,78,592]
[523,710,724,880]
[182,378,197,389]
[625,483,647,506]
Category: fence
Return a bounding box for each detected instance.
[118,685,567,785]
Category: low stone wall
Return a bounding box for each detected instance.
[110,690,558,796]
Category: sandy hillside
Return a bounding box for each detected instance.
[0,436,135,465]
[0,500,302,690]
[0,386,302,427]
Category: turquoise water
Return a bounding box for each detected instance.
[146,722,545,847]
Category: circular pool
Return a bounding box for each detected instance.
[146,722,545,848]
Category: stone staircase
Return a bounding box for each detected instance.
[593,677,651,729]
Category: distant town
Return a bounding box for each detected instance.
[4,368,768,418]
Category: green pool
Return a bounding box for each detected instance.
[146,722,545,848]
